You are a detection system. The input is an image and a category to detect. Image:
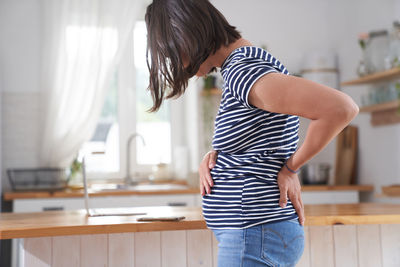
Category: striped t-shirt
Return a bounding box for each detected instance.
[202,46,300,229]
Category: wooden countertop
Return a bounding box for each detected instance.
[301,184,373,192]
[0,203,399,240]
[3,187,200,200]
[3,184,374,200]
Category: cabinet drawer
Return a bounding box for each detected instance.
[13,194,201,212]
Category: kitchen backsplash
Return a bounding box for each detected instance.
[1,92,42,191]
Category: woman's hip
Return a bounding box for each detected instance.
[212,219,304,267]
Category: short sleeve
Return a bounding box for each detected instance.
[225,58,280,109]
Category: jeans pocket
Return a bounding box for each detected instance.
[261,222,305,267]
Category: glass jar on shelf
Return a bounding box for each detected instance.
[367,87,377,106]
[360,93,369,107]
[388,82,399,101]
[364,30,389,73]
[357,32,372,77]
[387,21,400,69]
[357,51,370,77]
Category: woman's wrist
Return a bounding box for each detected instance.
[284,161,300,174]
[284,157,301,174]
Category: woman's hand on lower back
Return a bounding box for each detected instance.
[277,165,305,226]
[198,150,218,196]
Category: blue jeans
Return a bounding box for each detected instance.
[212,219,304,267]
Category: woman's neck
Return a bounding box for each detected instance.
[212,38,253,68]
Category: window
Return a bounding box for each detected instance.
[66,26,120,176]
[78,21,172,179]
[80,70,120,174]
[134,21,171,166]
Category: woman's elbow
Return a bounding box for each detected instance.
[346,95,359,120]
[338,95,359,123]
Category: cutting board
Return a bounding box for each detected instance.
[334,125,358,185]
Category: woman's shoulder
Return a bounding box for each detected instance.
[222,46,289,76]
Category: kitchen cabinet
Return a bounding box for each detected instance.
[301,185,373,204]
[342,67,400,126]
[12,194,202,213]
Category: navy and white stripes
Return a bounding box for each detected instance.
[202,46,300,229]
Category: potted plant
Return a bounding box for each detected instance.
[68,156,83,188]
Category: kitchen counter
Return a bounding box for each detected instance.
[0,203,399,240]
[3,184,373,200]
[5,203,400,267]
[3,183,199,200]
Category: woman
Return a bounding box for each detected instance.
[145,0,359,266]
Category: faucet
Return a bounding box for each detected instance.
[125,133,146,185]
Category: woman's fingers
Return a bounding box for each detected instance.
[199,182,205,196]
[286,180,305,225]
[199,151,217,196]
[199,166,210,195]
[202,173,211,195]
[292,196,305,226]
[278,170,305,225]
[201,179,210,195]
[205,172,214,187]
[298,197,305,225]
[279,185,288,208]
[209,150,218,168]
[199,172,210,195]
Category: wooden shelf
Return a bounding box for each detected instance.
[357,99,400,126]
[359,100,400,112]
[341,67,400,86]
[382,185,400,197]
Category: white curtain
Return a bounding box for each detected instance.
[39,0,146,167]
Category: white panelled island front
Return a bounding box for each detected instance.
[1,204,400,267]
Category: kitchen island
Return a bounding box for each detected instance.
[1,203,400,267]
[3,184,376,267]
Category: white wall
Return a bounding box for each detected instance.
[0,30,3,199]
[212,0,331,73]
[326,0,400,202]
[396,0,400,18]
[0,0,41,93]
[0,0,42,191]
[212,0,400,201]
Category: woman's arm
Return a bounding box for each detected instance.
[248,72,359,225]
[248,72,359,170]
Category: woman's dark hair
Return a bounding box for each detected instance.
[145,0,241,112]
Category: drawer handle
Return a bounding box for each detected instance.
[167,202,187,207]
[43,206,64,211]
